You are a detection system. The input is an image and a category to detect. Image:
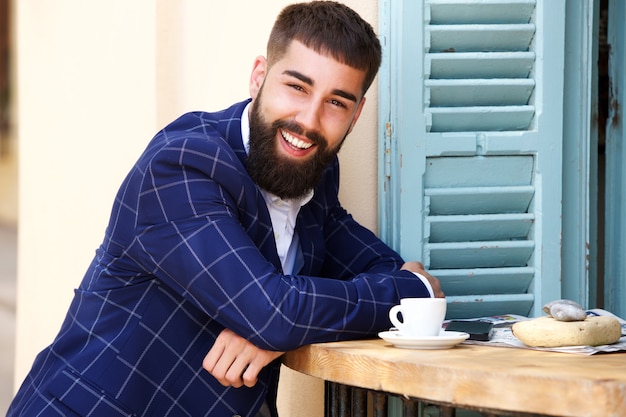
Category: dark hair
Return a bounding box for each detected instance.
[267,1,382,95]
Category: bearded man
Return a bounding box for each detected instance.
[9,2,442,417]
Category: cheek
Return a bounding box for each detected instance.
[258,82,297,115]
[322,115,353,149]
[258,96,294,126]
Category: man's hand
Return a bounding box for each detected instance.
[203,328,284,388]
[401,261,445,298]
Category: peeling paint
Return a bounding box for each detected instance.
[610,95,621,128]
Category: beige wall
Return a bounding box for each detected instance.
[14,1,380,416]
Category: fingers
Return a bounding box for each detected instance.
[241,360,263,388]
[401,261,445,298]
[235,350,284,388]
[242,350,284,387]
[224,352,253,388]
[212,347,283,388]
[203,328,284,388]
[422,270,445,298]
[202,329,231,374]
[202,336,226,376]
[203,329,247,387]
[401,261,425,272]
[429,278,445,298]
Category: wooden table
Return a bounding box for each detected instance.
[282,338,626,417]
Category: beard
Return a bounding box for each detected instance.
[246,94,346,200]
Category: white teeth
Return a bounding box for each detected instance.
[281,130,313,150]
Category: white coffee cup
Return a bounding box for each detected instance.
[388,298,447,337]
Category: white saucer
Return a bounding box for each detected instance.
[378,330,469,350]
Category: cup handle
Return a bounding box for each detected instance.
[389,305,404,330]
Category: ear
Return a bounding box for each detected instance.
[347,96,367,135]
[249,56,267,99]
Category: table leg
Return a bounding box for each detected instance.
[401,397,418,417]
[352,387,368,416]
[325,381,339,417]
[373,392,388,417]
[338,383,352,416]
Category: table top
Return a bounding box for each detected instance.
[282,338,626,417]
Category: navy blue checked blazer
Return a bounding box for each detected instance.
[9,99,431,417]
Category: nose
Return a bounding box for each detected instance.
[295,99,323,133]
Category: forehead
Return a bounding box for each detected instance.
[269,40,366,99]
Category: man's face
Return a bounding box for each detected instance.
[246,40,367,199]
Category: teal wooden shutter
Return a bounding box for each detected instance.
[379,0,565,318]
[561,0,598,309]
[604,0,626,318]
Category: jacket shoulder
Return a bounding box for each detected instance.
[140,100,250,168]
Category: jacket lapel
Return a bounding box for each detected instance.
[214,99,283,273]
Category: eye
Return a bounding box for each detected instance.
[288,83,306,92]
[329,99,347,109]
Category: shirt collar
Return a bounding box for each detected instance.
[260,188,314,208]
[241,101,252,155]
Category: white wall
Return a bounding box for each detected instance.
[14,1,380,416]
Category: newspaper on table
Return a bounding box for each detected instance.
[444,309,626,355]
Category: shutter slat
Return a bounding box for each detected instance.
[427,106,535,132]
[425,79,535,107]
[429,0,536,25]
[446,294,534,319]
[427,24,535,52]
[427,52,535,79]
[424,156,534,187]
[427,240,535,269]
[436,267,534,295]
[427,213,534,243]
[426,186,534,215]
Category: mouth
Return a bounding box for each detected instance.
[280,129,315,152]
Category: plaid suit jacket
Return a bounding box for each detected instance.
[9,99,430,417]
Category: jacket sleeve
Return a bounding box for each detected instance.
[124,135,430,351]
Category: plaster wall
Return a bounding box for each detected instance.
[14,2,380,415]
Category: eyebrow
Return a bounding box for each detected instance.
[283,70,358,103]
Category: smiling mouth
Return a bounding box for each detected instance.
[280,129,314,150]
